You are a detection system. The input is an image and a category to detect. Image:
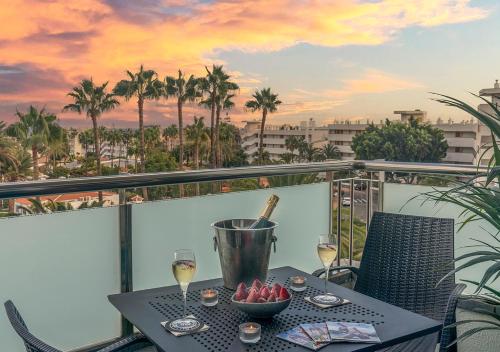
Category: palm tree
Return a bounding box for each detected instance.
[215,87,238,167]
[245,88,282,162]
[113,65,162,176]
[285,136,302,163]
[46,125,68,171]
[144,125,161,152]
[0,121,19,178]
[106,129,122,167]
[7,106,56,179]
[164,70,201,169]
[63,79,119,175]
[298,142,322,162]
[199,66,239,168]
[163,124,178,151]
[185,117,209,170]
[121,128,134,170]
[78,129,93,156]
[322,143,341,160]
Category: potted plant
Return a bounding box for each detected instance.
[422,93,500,351]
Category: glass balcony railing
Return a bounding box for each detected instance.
[0,161,494,352]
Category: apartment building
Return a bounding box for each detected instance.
[241,118,329,160]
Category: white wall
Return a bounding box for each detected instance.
[0,208,121,352]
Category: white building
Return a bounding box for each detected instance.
[241,118,329,160]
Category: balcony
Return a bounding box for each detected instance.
[0,161,497,351]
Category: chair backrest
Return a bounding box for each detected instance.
[354,212,455,322]
[4,300,61,352]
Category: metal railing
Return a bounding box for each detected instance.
[0,160,485,343]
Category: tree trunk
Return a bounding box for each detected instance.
[138,98,148,201]
[215,103,222,168]
[90,115,103,202]
[178,99,184,168]
[177,99,184,198]
[259,109,268,162]
[8,198,15,214]
[194,142,200,196]
[31,145,39,180]
[209,93,216,168]
[118,144,122,170]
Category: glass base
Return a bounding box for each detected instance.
[290,285,307,292]
[311,294,341,305]
[201,300,218,307]
[240,336,261,344]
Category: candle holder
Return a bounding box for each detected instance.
[200,289,219,307]
[239,322,261,344]
[289,276,307,292]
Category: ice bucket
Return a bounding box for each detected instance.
[212,219,278,290]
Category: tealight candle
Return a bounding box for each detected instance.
[239,322,261,344]
[200,289,219,307]
[289,276,307,292]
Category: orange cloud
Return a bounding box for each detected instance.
[0,0,489,126]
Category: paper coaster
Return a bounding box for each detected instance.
[305,296,351,309]
[161,315,209,336]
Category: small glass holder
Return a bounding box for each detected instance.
[200,289,218,307]
[289,276,307,292]
[239,322,261,344]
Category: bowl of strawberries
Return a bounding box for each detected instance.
[231,279,292,318]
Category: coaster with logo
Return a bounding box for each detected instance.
[305,294,351,309]
[161,315,209,336]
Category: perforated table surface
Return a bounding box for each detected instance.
[108,266,441,352]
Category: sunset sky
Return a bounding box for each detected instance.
[0,0,498,128]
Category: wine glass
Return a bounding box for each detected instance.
[317,234,338,294]
[172,249,196,317]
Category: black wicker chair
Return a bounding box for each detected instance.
[313,212,465,352]
[4,300,154,352]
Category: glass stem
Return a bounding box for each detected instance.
[182,289,187,317]
[324,265,329,293]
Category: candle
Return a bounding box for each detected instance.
[289,276,307,292]
[239,322,261,344]
[200,289,219,307]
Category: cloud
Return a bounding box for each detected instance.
[0,0,489,125]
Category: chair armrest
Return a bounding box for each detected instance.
[97,333,152,352]
[312,265,360,278]
[439,283,466,352]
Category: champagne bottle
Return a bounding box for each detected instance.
[247,194,280,229]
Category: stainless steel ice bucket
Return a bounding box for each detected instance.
[212,218,278,290]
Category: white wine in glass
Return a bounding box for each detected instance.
[317,235,338,293]
[172,249,196,317]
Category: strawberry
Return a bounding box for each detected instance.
[279,287,290,300]
[267,293,277,302]
[259,286,270,299]
[251,279,263,291]
[257,297,267,303]
[246,288,259,303]
[235,287,248,301]
[236,282,247,292]
[271,283,282,296]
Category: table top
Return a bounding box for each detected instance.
[108,266,441,352]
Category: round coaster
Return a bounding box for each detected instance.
[168,317,202,333]
[311,294,341,305]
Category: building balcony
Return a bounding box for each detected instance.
[0,161,496,351]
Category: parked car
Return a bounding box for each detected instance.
[342,197,351,206]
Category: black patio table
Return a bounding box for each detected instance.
[108,266,441,352]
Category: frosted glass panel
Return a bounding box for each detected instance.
[0,208,121,352]
[132,183,331,290]
[383,183,499,293]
